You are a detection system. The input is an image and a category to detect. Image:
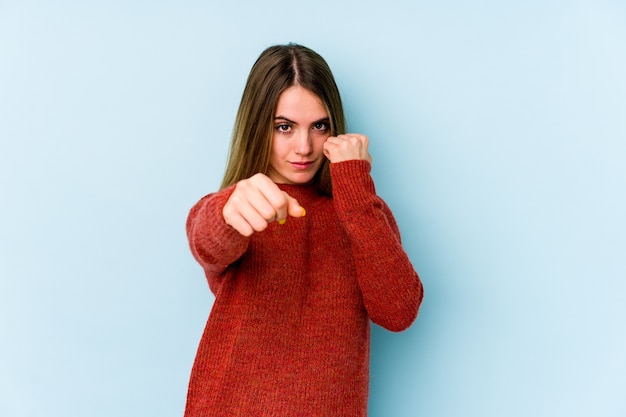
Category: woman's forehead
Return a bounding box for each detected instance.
[275,86,329,122]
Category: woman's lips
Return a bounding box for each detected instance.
[290,161,314,170]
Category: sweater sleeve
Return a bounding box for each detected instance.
[330,160,424,332]
[186,184,251,294]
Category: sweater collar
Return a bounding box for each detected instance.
[276,183,322,202]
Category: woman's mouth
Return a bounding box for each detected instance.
[290,161,315,170]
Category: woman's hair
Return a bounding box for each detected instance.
[220,43,346,196]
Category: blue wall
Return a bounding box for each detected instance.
[1,1,624,416]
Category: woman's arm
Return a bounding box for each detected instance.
[330,160,424,332]
[186,185,250,293]
[187,175,306,293]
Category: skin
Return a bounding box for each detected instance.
[223,85,372,237]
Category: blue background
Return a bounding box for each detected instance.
[1,1,625,416]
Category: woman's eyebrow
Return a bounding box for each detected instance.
[274,116,330,125]
[274,116,296,124]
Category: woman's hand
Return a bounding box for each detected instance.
[323,133,373,164]
[222,173,306,237]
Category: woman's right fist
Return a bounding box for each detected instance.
[222,173,306,237]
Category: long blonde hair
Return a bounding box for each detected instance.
[220,43,346,196]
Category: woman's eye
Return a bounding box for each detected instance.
[313,122,329,132]
[276,124,291,133]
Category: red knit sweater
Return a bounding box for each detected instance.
[184,160,423,416]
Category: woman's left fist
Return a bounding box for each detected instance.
[323,133,373,164]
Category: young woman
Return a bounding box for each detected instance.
[184,43,423,416]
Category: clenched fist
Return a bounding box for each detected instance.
[223,173,306,237]
[323,134,372,164]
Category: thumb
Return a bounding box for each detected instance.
[284,192,306,218]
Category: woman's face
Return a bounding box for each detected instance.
[268,85,331,184]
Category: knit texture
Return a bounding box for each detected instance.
[184,160,423,416]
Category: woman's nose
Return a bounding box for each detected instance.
[295,129,312,155]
